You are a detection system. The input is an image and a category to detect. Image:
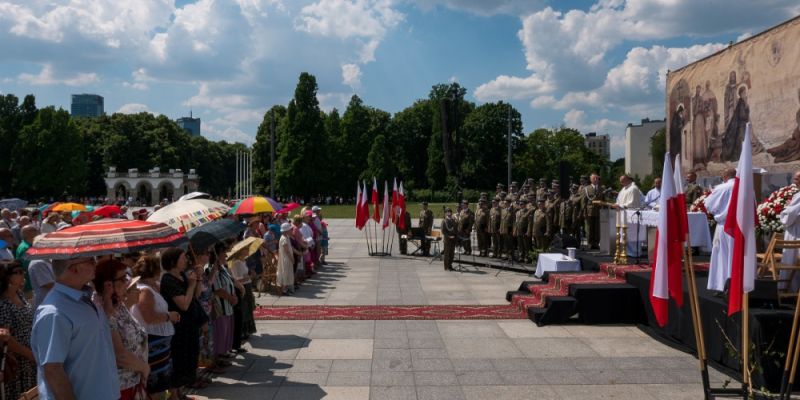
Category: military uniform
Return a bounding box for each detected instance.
[499,202,514,259]
[685,181,704,207]
[532,201,549,250]
[441,211,457,270]
[489,200,501,258]
[580,182,604,249]
[513,201,531,262]
[419,206,434,255]
[457,204,475,255]
[475,202,490,256]
[536,180,548,204]
[545,194,560,241]
[566,186,583,238]
[396,210,412,254]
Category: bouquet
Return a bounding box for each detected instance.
[756,184,799,234]
[690,190,713,220]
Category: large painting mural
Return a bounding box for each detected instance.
[666,16,800,179]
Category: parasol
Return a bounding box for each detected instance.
[93,205,122,218]
[147,199,230,233]
[226,237,264,260]
[178,192,212,201]
[277,202,300,214]
[52,203,88,212]
[25,218,187,260]
[230,196,283,215]
[187,219,247,251]
[0,198,28,211]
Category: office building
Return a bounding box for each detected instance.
[177,112,201,137]
[584,132,610,160]
[70,94,104,117]
[624,118,665,179]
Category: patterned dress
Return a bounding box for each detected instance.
[0,292,36,400]
[108,304,148,390]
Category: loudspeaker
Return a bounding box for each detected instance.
[558,161,570,198]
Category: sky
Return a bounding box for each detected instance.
[1,0,798,159]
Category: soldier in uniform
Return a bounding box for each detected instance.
[457,200,474,255]
[509,181,519,197]
[441,208,457,271]
[580,173,604,250]
[488,198,501,258]
[532,198,549,250]
[495,183,505,197]
[545,190,560,244]
[560,187,575,238]
[567,184,583,238]
[475,199,490,257]
[419,202,434,256]
[536,178,548,203]
[499,198,514,260]
[685,172,704,207]
[396,209,413,255]
[513,198,531,262]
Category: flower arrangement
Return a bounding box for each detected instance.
[690,190,713,220]
[756,184,799,234]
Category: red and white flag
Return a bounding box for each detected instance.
[725,122,757,316]
[381,181,391,229]
[360,180,370,227]
[355,181,363,229]
[650,153,684,327]
[391,178,399,223]
[673,154,689,241]
[372,177,380,222]
[398,182,407,231]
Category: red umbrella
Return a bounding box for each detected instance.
[277,202,300,214]
[93,205,122,218]
[25,219,187,260]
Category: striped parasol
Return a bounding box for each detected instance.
[230,196,283,215]
[147,199,231,233]
[25,219,187,260]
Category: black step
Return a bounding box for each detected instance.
[506,290,528,302]
[527,296,577,326]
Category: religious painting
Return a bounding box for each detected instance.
[666,15,800,179]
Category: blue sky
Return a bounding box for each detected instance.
[1,0,798,158]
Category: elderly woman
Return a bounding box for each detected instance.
[277,223,299,295]
[228,244,257,342]
[0,261,36,399]
[94,259,149,400]
[159,247,207,397]
[131,255,180,397]
[208,243,236,363]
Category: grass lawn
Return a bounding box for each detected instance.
[317,202,463,219]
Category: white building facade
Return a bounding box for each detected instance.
[624,118,665,179]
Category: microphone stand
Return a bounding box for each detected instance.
[634,208,643,265]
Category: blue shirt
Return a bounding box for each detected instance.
[31,283,120,400]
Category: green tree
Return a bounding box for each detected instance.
[366,134,395,179]
[387,100,433,189]
[514,127,606,185]
[459,102,523,190]
[0,94,37,194]
[253,105,286,195]
[275,72,330,199]
[650,127,666,178]
[12,107,87,197]
[426,82,472,189]
[337,95,372,188]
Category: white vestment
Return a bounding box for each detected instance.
[617,183,644,256]
[780,192,800,291]
[643,188,660,209]
[705,179,735,291]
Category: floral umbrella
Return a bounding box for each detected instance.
[147,199,231,233]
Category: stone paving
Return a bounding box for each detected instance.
[194,219,732,400]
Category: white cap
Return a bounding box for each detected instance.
[280,222,293,233]
[312,206,321,212]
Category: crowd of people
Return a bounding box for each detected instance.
[0,204,330,400]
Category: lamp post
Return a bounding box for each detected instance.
[507,102,512,190]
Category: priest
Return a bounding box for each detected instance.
[613,175,644,257]
[779,171,800,291]
[705,168,737,291]
[643,178,662,210]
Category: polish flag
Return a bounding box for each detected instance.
[398,182,407,231]
[391,178,399,223]
[725,122,757,316]
[649,153,684,327]
[355,182,363,229]
[381,181,391,229]
[673,154,689,241]
[372,177,380,222]
[360,180,370,228]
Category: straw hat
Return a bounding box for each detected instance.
[280,222,293,233]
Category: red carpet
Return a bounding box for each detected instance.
[511,263,652,310]
[253,305,526,320]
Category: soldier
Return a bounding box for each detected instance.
[567,184,583,238]
[536,178,548,202]
[488,198,501,258]
[532,198,549,250]
[510,181,519,197]
[685,172,704,207]
[475,199,490,257]
[580,173,604,250]
[457,200,475,255]
[545,191,560,244]
[499,199,514,260]
[513,198,531,262]
[495,183,505,197]
[441,207,457,271]
[396,209,412,255]
[560,187,575,237]
[419,201,434,256]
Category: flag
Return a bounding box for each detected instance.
[725,122,757,316]
[360,180,370,228]
[398,182,407,231]
[372,177,380,222]
[391,178,399,223]
[673,154,689,241]
[649,153,684,327]
[355,181,363,229]
[381,181,391,229]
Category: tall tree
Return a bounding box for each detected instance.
[426,82,472,189]
[514,127,606,185]
[338,95,372,188]
[365,134,395,180]
[275,73,330,199]
[388,100,433,189]
[459,102,523,190]
[0,94,26,194]
[253,105,286,195]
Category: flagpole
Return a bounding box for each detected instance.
[780,287,800,399]
[742,293,750,399]
[684,245,711,400]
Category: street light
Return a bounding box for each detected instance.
[507,102,512,190]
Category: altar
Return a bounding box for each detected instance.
[599,209,712,257]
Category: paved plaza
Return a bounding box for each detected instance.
[194,219,731,400]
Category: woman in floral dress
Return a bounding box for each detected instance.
[0,261,36,400]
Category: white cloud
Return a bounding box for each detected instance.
[412,0,545,16]
[474,74,554,102]
[317,92,351,112]
[295,0,404,40]
[18,64,99,86]
[185,82,250,111]
[203,124,254,145]
[563,108,627,158]
[341,63,362,87]
[117,103,149,114]
[358,38,380,63]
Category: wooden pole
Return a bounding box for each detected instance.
[684,246,710,400]
[742,292,750,399]
[781,290,800,399]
